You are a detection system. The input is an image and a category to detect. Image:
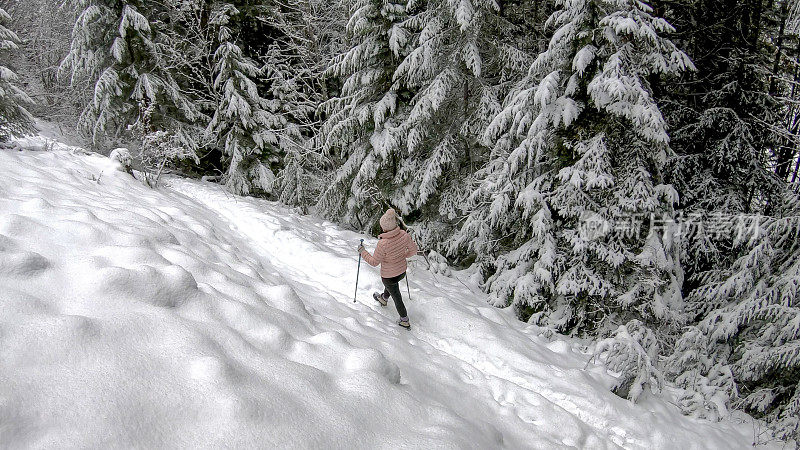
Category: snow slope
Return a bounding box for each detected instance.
[0,147,775,448]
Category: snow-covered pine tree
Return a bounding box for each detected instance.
[651,0,799,432]
[377,0,508,238]
[60,0,201,149]
[451,0,694,342]
[594,319,664,401]
[654,0,786,283]
[205,3,279,195]
[319,0,515,241]
[667,189,800,440]
[201,0,344,197]
[316,0,410,226]
[0,6,35,141]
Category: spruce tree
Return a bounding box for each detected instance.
[318,0,513,242]
[200,0,340,196]
[451,0,694,340]
[655,0,786,281]
[206,3,279,195]
[653,0,799,435]
[380,0,507,226]
[667,190,800,440]
[60,0,201,148]
[317,0,410,226]
[0,7,35,141]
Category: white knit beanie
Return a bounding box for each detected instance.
[379,208,398,232]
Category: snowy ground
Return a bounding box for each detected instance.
[0,145,780,448]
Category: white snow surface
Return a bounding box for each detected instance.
[0,147,777,448]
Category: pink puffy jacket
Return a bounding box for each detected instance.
[360,227,419,278]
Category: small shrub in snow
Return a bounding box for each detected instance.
[109,147,133,174]
[129,104,199,188]
[775,386,800,442]
[427,250,452,277]
[140,129,197,183]
[594,320,663,402]
[664,326,737,421]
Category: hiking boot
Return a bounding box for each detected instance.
[373,292,388,306]
[398,317,410,329]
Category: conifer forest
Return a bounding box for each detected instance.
[2,0,800,444]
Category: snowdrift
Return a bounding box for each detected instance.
[0,147,776,448]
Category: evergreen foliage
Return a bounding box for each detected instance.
[317,0,412,225]
[594,319,663,402]
[653,0,800,437]
[668,190,800,440]
[60,0,202,149]
[655,0,787,283]
[206,3,277,195]
[449,0,693,339]
[318,0,515,243]
[0,7,35,141]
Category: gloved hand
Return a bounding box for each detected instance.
[357,244,365,253]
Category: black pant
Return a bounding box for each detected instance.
[382,273,407,318]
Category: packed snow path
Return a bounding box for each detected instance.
[0,147,771,448]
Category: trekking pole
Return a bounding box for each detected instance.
[406,274,411,301]
[404,224,438,283]
[354,239,363,303]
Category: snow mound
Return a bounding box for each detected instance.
[0,147,777,448]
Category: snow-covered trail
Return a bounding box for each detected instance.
[173,179,592,448]
[0,147,768,448]
[169,178,756,449]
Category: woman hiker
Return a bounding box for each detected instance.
[358,208,419,329]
